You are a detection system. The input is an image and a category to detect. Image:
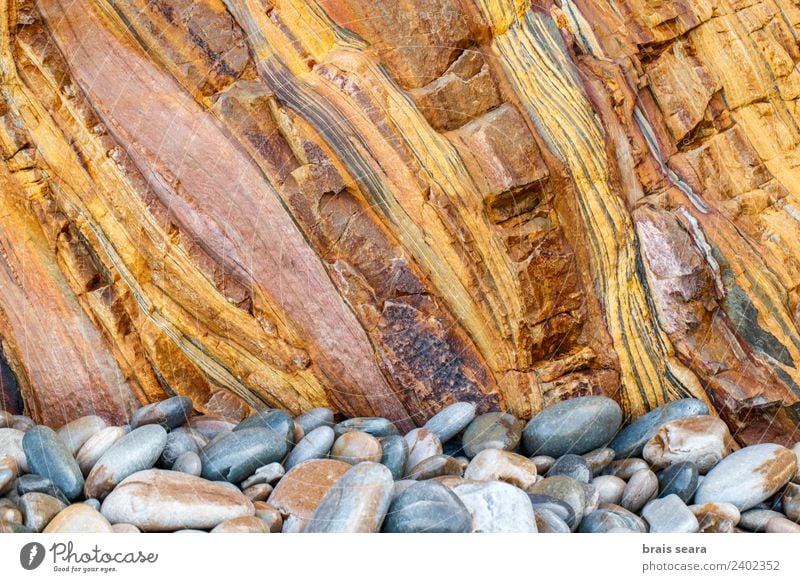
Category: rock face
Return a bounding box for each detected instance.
[1,0,799,445]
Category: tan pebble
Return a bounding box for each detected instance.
[620,469,658,513]
[464,448,537,492]
[605,458,648,480]
[0,455,18,495]
[766,517,800,533]
[592,475,626,506]
[44,504,114,533]
[267,459,350,530]
[211,515,269,533]
[331,432,382,465]
[243,483,273,502]
[253,502,283,533]
[690,502,740,533]
[112,523,141,533]
[403,428,442,473]
[0,506,22,524]
[643,415,734,473]
[530,455,555,473]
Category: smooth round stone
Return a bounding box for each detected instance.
[738,509,786,532]
[642,494,699,533]
[547,454,591,483]
[601,503,649,532]
[101,469,254,531]
[579,508,638,533]
[295,408,334,435]
[76,426,130,476]
[452,480,537,532]
[0,428,27,473]
[234,409,294,446]
[22,426,84,500]
[610,398,709,459]
[157,427,206,469]
[83,498,101,511]
[243,483,273,502]
[172,451,202,476]
[583,447,615,476]
[527,494,575,528]
[781,482,800,522]
[644,415,733,473]
[523,396,622,458]
[621,469,659,513]
[464,449,538,492]
[423,402,477,444]
[57,416,107,456]
[268,459,350,529]
[210,516,269,533]
[657,461,699,503]
[20,492,66,532]
[462,412,522,459]
[534,507,570,533]
[603,458,649,480]
[331,431,382,465]
[200,427,289,483]
[333,417,399,439]
[284,426,335,470]
[0,505,23,524]
[240,462,285,488]
[531,455,556,474]
[379,435,409,480]
[766,517,800,533]
[305,462,394,533]
[131,396,193,430]
[404,428,442,472]
[85,424,168,500]
[16,474,70,505]
[112,523,141,533]
[0,410,12,428]
[382,480,471,533]
[44,503,114,533]
[253,502,283,532]
[694,443,797,511]
[186,416,236,441]
[530,476,586,531]
[690,502,740,533]
[0,455,18,495]
[592,475,626,506]
[405,455,463,480]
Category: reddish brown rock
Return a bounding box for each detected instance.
[267,459,350,530]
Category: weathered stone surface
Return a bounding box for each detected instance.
[267,459,351,529]
[22,426,83,500]
[16,474,69,505]
[690,502,740,533]
[452,481,537,533]
[19,492,66,532]
[610,400,709,459]
[76,426,130,476]
[404,428,442,472]
[111,523,141,533]
[583,448,615,476]
[462,412,522,459]
[44,503,114,533]
[464,449,538,492]
[644,416,734,473]
[200,427,288,483]
[382,480,471,533]
[158,428,206,469]
[534,507,571,533]
[100,469,254,531]
[766,517,800,533]
[782,482,800,522]
[739,509,787,532]
[240,463,285,488]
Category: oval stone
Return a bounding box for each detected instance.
[268,459,351,529]
[234,409,294,446]
[172,452,202,476]
[738,508,786,532]
[44,504,114,533]
[534,507,570,533]
[0,428,27,473]
[333,417,399,439]
[253,502,283,532]
[462,412,522,459]
[642,495,699,533]
[405,455,463,480]
[530,476,587,531]
[620,469,659,513]
[547,454,592,483]
[157,427,206,469]
[694,444,798,510]
[295,408,335,435]
[200,427,288,483]
[643,415,733,473]
[423,402,477,444]
[57,416,107,456]
[305,462,394,533]
[766,517,800,533]
[131,396,193,430]
[592,475,626,506]
[609,398,709,459]
[382,480,471,533]
[523,396,622,457]
[284,426,335,470]
[331,431,382,465]
[210,516,269,533]
[76,426,130,476]
[379,435,409,480]
[22,426,84,500]
[85,424,168,499]
[464,449,538,492]
[690,502,740,533]
[404,428,442,472]
[657,462,699,503]
[602,458,649,480]
[186,416,236,441]
[101,469,254,531]
[583,447,616,476]
[451,481,537,533]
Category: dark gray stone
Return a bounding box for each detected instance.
[130,396,193,430]
[461,412,522,459]
[284,426,335,470]
[546,454,592,483]
[295,408,334,435]
[333,417,399,439]
[423,403,477,444]
[234,409,294,446]
[382,480,471,533]
[522,396,622,457]
[16,474,70,505]
[657,462,699,503]
[200,427,289,483]
[157,428,205,469]
[22,426,83,500]
[379,435,409,480]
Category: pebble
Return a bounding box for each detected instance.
[295,408,334,435]
[243,483,273,502]
[464,449,538,492]
[0,428,28,472]
[530,476,587,531]
[100,469,254,531]
[76,426,130,476]
[20,492,66,532]
[523,396,622,458]
[592,475,626,506]
[643,415,733,473]
[268,459,351,529]
[620,469,659,513]
[57,416,107,456]
[780,482,800,522]
[547,454,592,483]
[211,516,269,533]
[738,509,786,532]
[0,455,17,495]
[253,502,283,532]
[423,402,477,444]
[530,455,556,474]
[200,427,289,483]
[528,494,576,529]
[16,474,70,505]
[404,428,442,472]
[85,424,168,499]
[579,508,639,533]
[112,523,141,533]
[84,498,101,511]
[694,443,797,510]
[405,455,464,480]
[382,480,471,533]
[284,426,335,470]
[0,505,22,524]
[452,481,537,533]
[235,409,294,445]
[172,451,202,476]
[0,522,30,533]
[22,426,84,500]
[130,395,193,430]
[603,458,649,480]
[766,517,800,533]
[610,398,709,458]
[331,431,382,465]
[690,502,740,533]
[583,447,615,475]
[157,427,205,469]
[534,507,570,533]
[43,503,114,533]
[642,495,699,533]
[462,412,522,459]
[186,416,236,441]
[305,462,394,533]
[333,417,399,439]
[657,462,699,503]
[379,435,409,480]
[241,462,285,488]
